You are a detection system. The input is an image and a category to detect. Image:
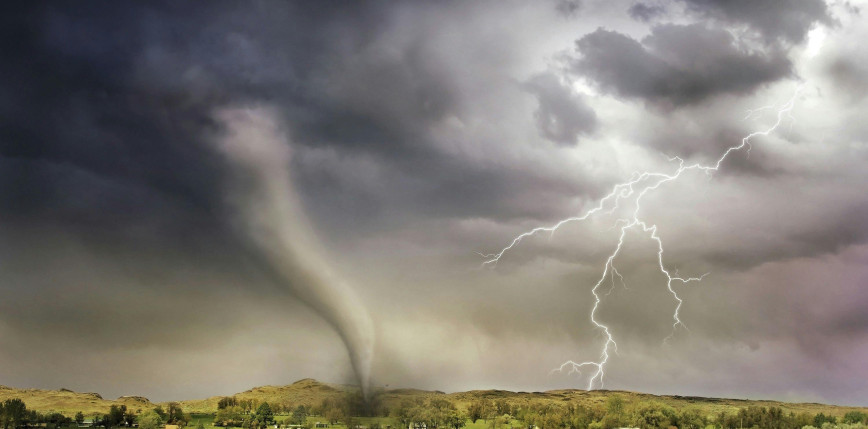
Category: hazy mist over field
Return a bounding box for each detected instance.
[1,1,867,406]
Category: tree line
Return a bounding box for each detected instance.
[0,398,195,429]
[1,399,72,429]
[215,392,380,429]
[463,396,868,429]
[2,395,866,429]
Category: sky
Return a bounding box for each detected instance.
[1,0,868,406]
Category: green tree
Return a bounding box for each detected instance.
[677,407,706,429]
[395,400,415,427]
[215,406,244,427]
[813,413,836,427]
[606,395,623,416]
[2,399,27,429]
[255,403,274,428]
[166,403,188,426]
[792,412,814,429]
[630,401,675,429]
[290,406,308,426]
[137,411,163,429]
[844,411,867,424]
[218,398,238,411]
[494,401,510,417]
[467,400,489,423]
[45,412,71,427]
[106,405,126,428]
[488,414,511,429]
[445,410,467,429]
[319,399,343,425]
[75,412,85,426]
[603,395,625,429]
[124,410,136,428]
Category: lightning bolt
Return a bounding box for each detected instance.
[482,86,802,390]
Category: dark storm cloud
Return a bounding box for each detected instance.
[0,2,381,394]
[627,2,666,22]
[679,0,831,43]
[0,0,588,244]
[523,73,597,146]
[0,3,233,243]
[572,24,793,108]
[0,0,600,393]
[0,0,612,280]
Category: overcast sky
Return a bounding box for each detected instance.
[2,0,868,406]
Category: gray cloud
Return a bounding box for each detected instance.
[679,0,831,43]
[523,73,598,145]
[573,24,793,108]
[826,58,868,103]
[555,0,583,17]
[628,2,666,22]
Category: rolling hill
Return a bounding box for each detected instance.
[2,379,866,419]
[0,384,153,416]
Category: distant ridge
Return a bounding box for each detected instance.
[2,379,866,418]
[0,384,153,415]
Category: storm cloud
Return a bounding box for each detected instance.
[524,72,598,145]
[679,0,832,43]
[572,24,793,108]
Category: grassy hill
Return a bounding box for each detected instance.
[2,379,866,419]
[447,389,868,420]
[176,379,349,413]
[0,384,153,416]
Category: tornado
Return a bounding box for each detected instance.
[211,106,375,399]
